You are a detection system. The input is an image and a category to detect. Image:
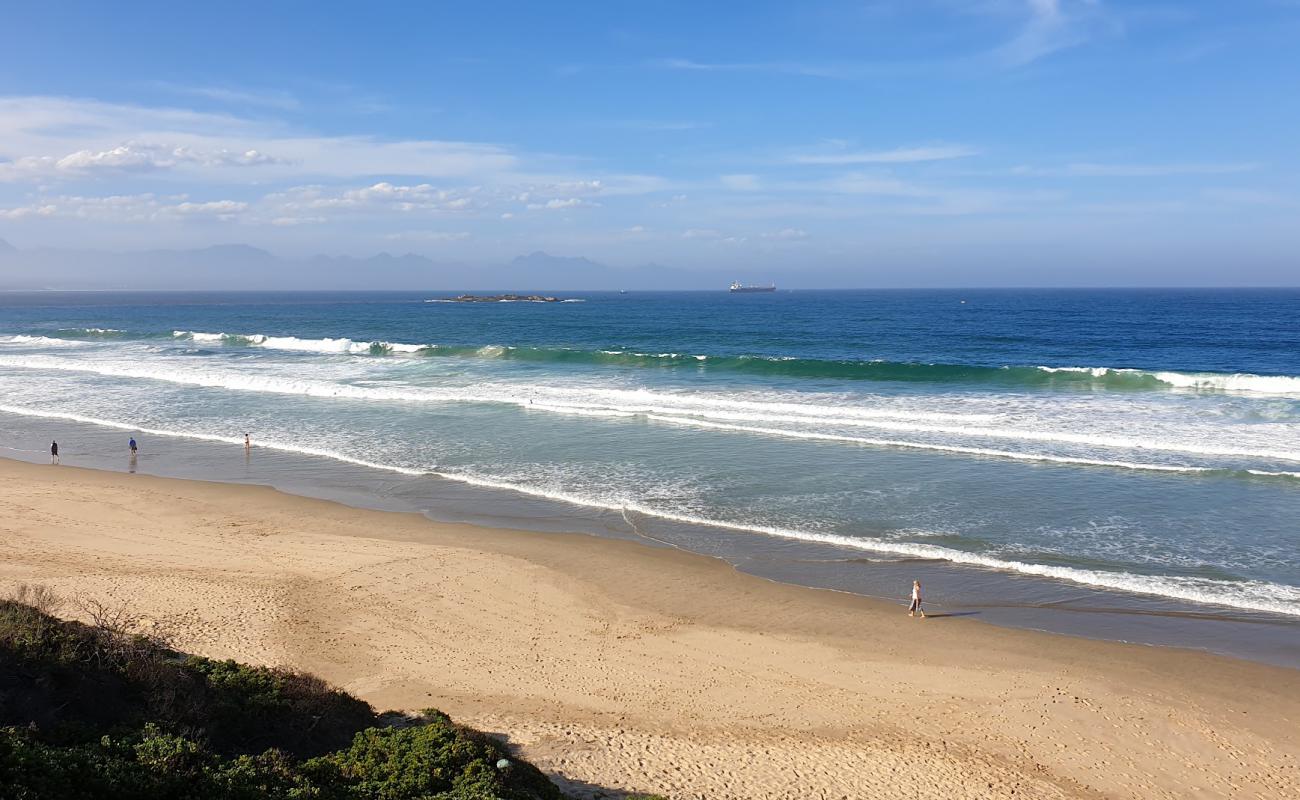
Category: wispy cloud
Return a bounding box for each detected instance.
[653,58,877,80]
[1011,162,1259,177]
[787,144,979,165]
[151,82,301,111]
[655,2,1118,79]
[0,192,249,222]
[0,96,519,183]
[992,0,1118,67]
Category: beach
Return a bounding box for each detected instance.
[2,458,1296,799]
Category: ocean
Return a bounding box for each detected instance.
[1,289,1297,665]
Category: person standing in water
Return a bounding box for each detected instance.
[244,433,251,450]
[129,437,138,455]
[908,580,925,618]
[50,441,59,465]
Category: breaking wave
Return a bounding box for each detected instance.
[1,329,1280,395]
[1,402,1297,617]
[2,353,1298,471]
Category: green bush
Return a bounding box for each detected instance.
[306,712,559,800]
[0,597,373,757]
[0,596,564,799]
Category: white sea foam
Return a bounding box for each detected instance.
[174,330,229,343]
[1037,365,1300,396]
[2,401,1295,618]
[174,330,430,356]
[61,328,124,336]
[1152,371,1300,395]
[0,335,90,348]
[585,403,1300,463]
[2,354,1298,467]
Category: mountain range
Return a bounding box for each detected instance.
[0,240,725,291]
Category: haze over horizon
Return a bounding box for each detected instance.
[2,1,1298,289]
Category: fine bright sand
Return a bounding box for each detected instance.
[1,459,1296,799]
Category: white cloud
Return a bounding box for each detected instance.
[0,192,248,222]
[0,203,57,219]
[269,182,483,214]
[526,197,600,210]
[0,142,286,180]
[173,200,248,217]
[0,96,519,183]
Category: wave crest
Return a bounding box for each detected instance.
[7,328,1299,396]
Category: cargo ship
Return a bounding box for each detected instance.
[729,281,776,293]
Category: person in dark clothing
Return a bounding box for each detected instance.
[50,441,59,465]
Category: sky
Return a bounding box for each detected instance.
[1,0,1298,286]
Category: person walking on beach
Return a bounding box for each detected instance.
[50,440,59,465]
[908,579,925,618]
[129,437,138,455]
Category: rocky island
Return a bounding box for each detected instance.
[434,294,566,303]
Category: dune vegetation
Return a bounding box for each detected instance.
[0,586,662,800]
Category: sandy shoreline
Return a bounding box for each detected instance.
[2,459,1297,798]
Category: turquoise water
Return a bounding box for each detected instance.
[1,289,1297,661]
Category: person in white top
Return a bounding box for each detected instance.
[908,579,925,618]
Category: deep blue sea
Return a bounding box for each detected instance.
[2,289,1297,663]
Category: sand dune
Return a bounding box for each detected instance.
[1,458,1296,799]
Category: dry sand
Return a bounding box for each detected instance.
[1,458,1296,799]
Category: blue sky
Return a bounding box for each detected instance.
[1,0,1298,284]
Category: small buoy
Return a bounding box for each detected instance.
[495,759,512,770]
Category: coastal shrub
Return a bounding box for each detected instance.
[183,656,376,757]
[305,711,560,800]
[0,725,314,799]
[0,596,373,757]
[0,596,565,799]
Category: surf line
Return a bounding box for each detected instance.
[5,352,1300,465]
[1,403,1298,618]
